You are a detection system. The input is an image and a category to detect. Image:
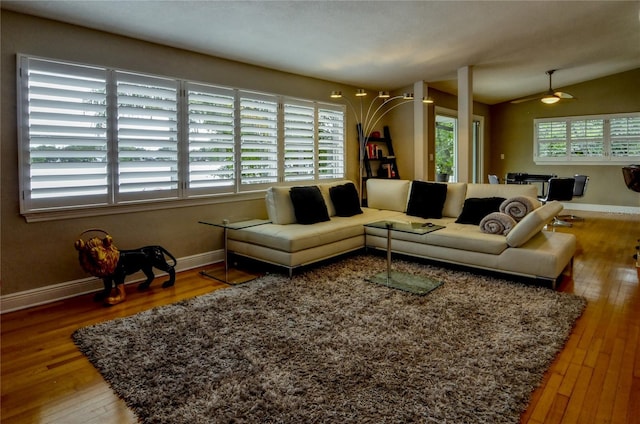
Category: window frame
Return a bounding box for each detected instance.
[17,54,347,221]
[533,112,640,165]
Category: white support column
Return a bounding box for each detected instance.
[457,66,473,182]
[413,81,428,181]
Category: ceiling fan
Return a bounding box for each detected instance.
[511,70,575,104]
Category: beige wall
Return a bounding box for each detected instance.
[388,86,491,183]
[490,69,640,208]
[0,11,360,295]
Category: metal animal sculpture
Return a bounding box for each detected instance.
[75,229,177,305]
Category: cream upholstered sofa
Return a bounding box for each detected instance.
[227,179,576,287]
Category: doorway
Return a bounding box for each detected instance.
[435,114,456,182]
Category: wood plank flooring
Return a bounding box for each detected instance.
[1,211,639,423]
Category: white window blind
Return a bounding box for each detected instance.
[283,101,315,182]
[610,116,640,157]
[116,72,179,201]
[18,55,346,218]
[570,119,604,158]
[535,120,567,158]
[318,106,345,179]
[239,92,278,186]
[187,83,235,193]
[534,112,640,164]
[20,57,109,211]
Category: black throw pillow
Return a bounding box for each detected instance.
[289,186,330,225]
[329,183,363,217]
[406,181,448,219]
[455,197,506,225]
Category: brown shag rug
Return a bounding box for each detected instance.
[73,255,585,424]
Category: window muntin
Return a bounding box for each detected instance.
[18,55,346,216]
[534,113,640,164]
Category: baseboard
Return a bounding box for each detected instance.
[560,202,640,214]
[0,250,223,314]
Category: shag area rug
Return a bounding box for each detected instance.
[73,255,586,424]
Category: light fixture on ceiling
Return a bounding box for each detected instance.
[422,96,434,104]
[541,94,561,104]
[510,69,575,105]
[330,88,416,202]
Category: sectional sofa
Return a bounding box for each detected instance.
[227,179,576,287]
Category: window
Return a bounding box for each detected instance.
[18,55,346,217]
[239,92,279,187]
[116,72,179,201]
[186,83,235,194]
[534,113,640,164]
[283,100,316,182]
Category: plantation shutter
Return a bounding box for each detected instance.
[19,57,109,211]
[570,119,604,158]
[116,71,179,201]
[239,92,278,187]
[187,83,236,194]
[318,105,346,179]
[610,116,640,158]
[283,100,315,182]
[535,120,567,158]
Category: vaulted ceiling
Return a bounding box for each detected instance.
[3,0,639,104]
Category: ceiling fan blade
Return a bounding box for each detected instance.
[510,94,542,104]
[554,91,574,99]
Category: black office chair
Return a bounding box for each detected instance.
[538,177,576,227]
[557,175,589,222]
[488,174,500,184]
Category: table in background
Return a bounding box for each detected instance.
[506,172,556,197]
[198,218,270,284]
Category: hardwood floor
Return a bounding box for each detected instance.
[1,211,639,423]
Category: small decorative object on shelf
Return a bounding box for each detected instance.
[74,229,177,306]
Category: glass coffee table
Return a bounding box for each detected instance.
[363,220,445,295]
[198,218,270,284]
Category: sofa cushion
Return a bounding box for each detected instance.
[289,186,330,225]
[265,186,296,224]
[406,181,448,218]
[230,208,403,252]
[317,180,352,216]
[466,183,538,199]
[329,182,363,217]
[455,197,506,225]
[442,182,467,218]
[366,179,411,212]
[506,201,563,247]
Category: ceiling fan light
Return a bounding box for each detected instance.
[541,94,560,104]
